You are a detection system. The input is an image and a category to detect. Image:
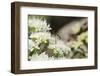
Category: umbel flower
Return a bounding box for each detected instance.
[28,16,88,61]
[28,18,51,32]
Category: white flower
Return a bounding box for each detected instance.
[48,39,71,55]
[28,18,51,32]
[48,35,56,44]
[31,52,49,61]
[28,39,40,51]
[29,39,35,49]
[56,39,71,50]
[30,32,51,40]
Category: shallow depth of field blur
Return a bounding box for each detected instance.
[28,15,88,61]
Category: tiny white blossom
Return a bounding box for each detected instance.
[31,52,49,61]
[29,39,35,49]
[30,32,51,41]
[29,39,40,51]
[28,18,51,32]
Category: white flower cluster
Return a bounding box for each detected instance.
[30,32,51,41]
[31,52,49,61]
[48,39,71,57]
[29,39,40,52]
[28,16,88,61]
[28,17,73,61]
[28,18,51,32]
